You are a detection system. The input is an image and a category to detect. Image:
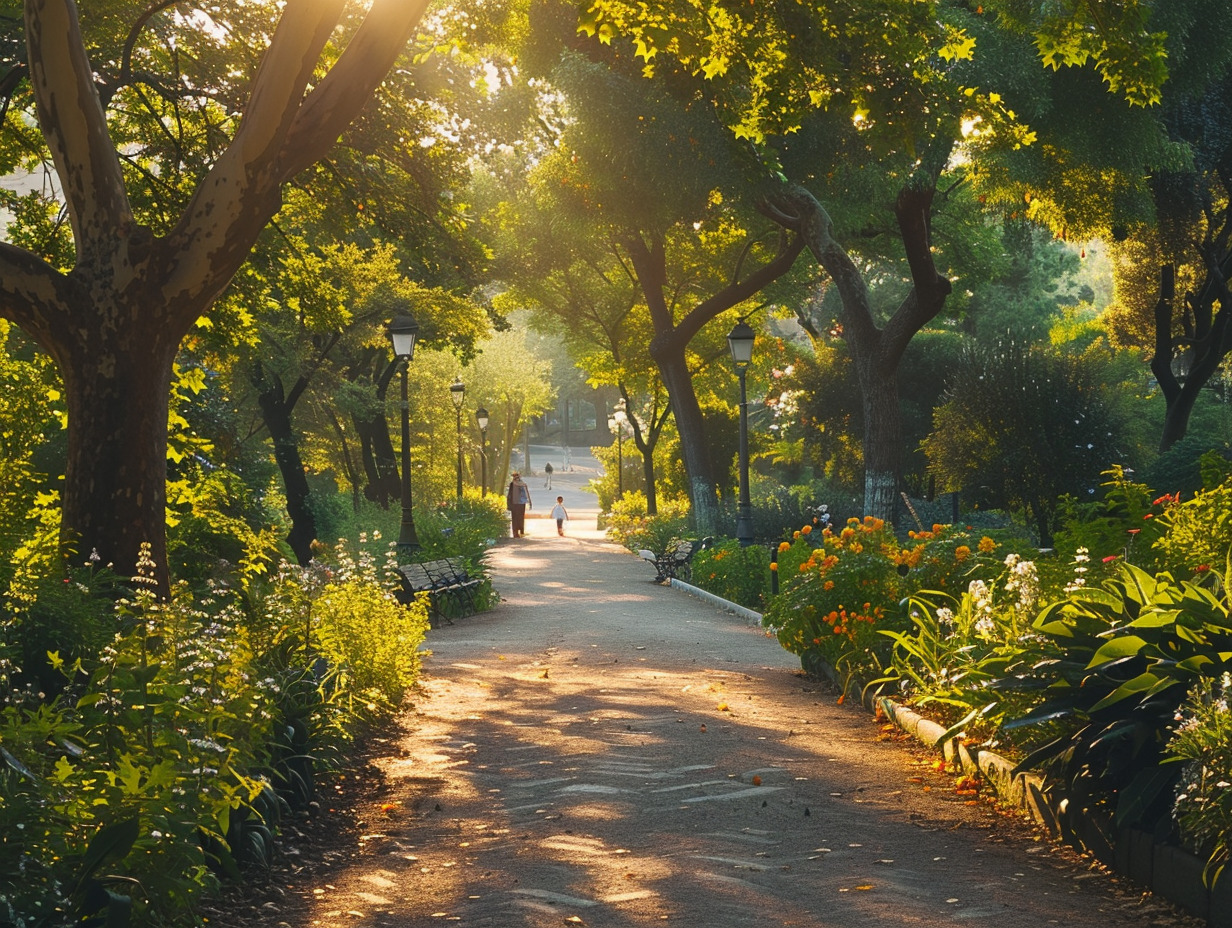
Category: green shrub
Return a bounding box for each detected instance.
[1169,675,1232,885]
[0,539,431,926]
[605,492,691,554]
[996,564,1232,834]
[692,540,770,608]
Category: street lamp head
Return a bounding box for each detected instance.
[476,406,489,432]
[449,377,465,409]
[387,313,419,360]
[727,319,756,369]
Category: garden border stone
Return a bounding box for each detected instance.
[663,582,1229,928]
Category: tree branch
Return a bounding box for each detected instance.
[26,0,132,263]
[280,0,430,177]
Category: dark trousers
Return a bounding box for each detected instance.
[510,504,527,536]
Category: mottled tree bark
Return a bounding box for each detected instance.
[0,0,430,591]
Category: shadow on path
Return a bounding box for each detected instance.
[296,533,1199,928]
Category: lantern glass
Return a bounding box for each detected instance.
[727,320,755,368]
[387,313,419,359]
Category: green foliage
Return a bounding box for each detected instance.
[1169,676,1232,886]
[604,492,690,554]
[1050,465,1170,565]
[1151,484,1232,580]
[308,543,429,715]
[691,541,770,610]
[0,539,432,925]
[997,565,1232,832]
[923,340,1127,540]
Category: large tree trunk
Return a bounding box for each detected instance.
[650,339,721,534]
[858,369,902,523]
[1150,261,1232,453]
[60,325,179,593]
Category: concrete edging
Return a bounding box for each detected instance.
[668,578,764,626]
[661,581,1225,927]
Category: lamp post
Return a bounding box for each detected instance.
[476,407,489,496]
[449,377,465,498]
[388,313,421,559]
[611,406,629,498]
[727,319,756,547]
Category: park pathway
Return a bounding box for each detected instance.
[296,455,1197,928]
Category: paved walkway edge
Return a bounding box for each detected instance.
[662,580,1223,928]
[668,578,763,626]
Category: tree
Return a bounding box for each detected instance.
[923,340,1125,545]
[966,2,1232,454]
[522,52,805,533]
[580,2,1015,521]
[0,0,431,590]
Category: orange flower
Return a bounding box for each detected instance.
[769,562,778,571]
[824,580,834,591]
[778,541,791,552]
[801,524,813,535]
[978,536,996,553]
[954,545,971,562]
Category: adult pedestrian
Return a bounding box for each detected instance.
[506,472,532,537]
[543,462,554,489]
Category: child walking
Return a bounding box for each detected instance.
[551,496,569,536]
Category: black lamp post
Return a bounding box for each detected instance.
[450,377,465,498]
[727,319,755,546]
[610,406,629,498]
[476,407,489,496]
[388,313,421,559]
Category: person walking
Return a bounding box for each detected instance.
[550,496,569,536]
[543,462,554,489]
[506,472,532,537]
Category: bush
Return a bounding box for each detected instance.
[605,492,691,554]
[1170,675,1232,885]
[0,540,431,926]
[692,540,770,608]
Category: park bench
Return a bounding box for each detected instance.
[638,537,712,583]
[395,557,484,626]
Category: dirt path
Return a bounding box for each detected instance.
[243,529,1200,928]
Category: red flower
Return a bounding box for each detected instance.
[1127,528,1141,535]
[1103,555,1119,563]
[1197,564,1211,573]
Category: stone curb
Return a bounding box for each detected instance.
[661,581,1225,928]
[667,578,764,626]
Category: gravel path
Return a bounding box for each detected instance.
[278,519,1199,928]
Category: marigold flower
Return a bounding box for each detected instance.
[778,541,791,552]
[824,580,834,590]
[801,524,813,535]
[978,536,996,553]
[954,545,971,562]
[793,530,801,539]
[769,562,778,571]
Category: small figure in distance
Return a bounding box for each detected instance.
[544,461,554,489]
[551,496,569,536]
